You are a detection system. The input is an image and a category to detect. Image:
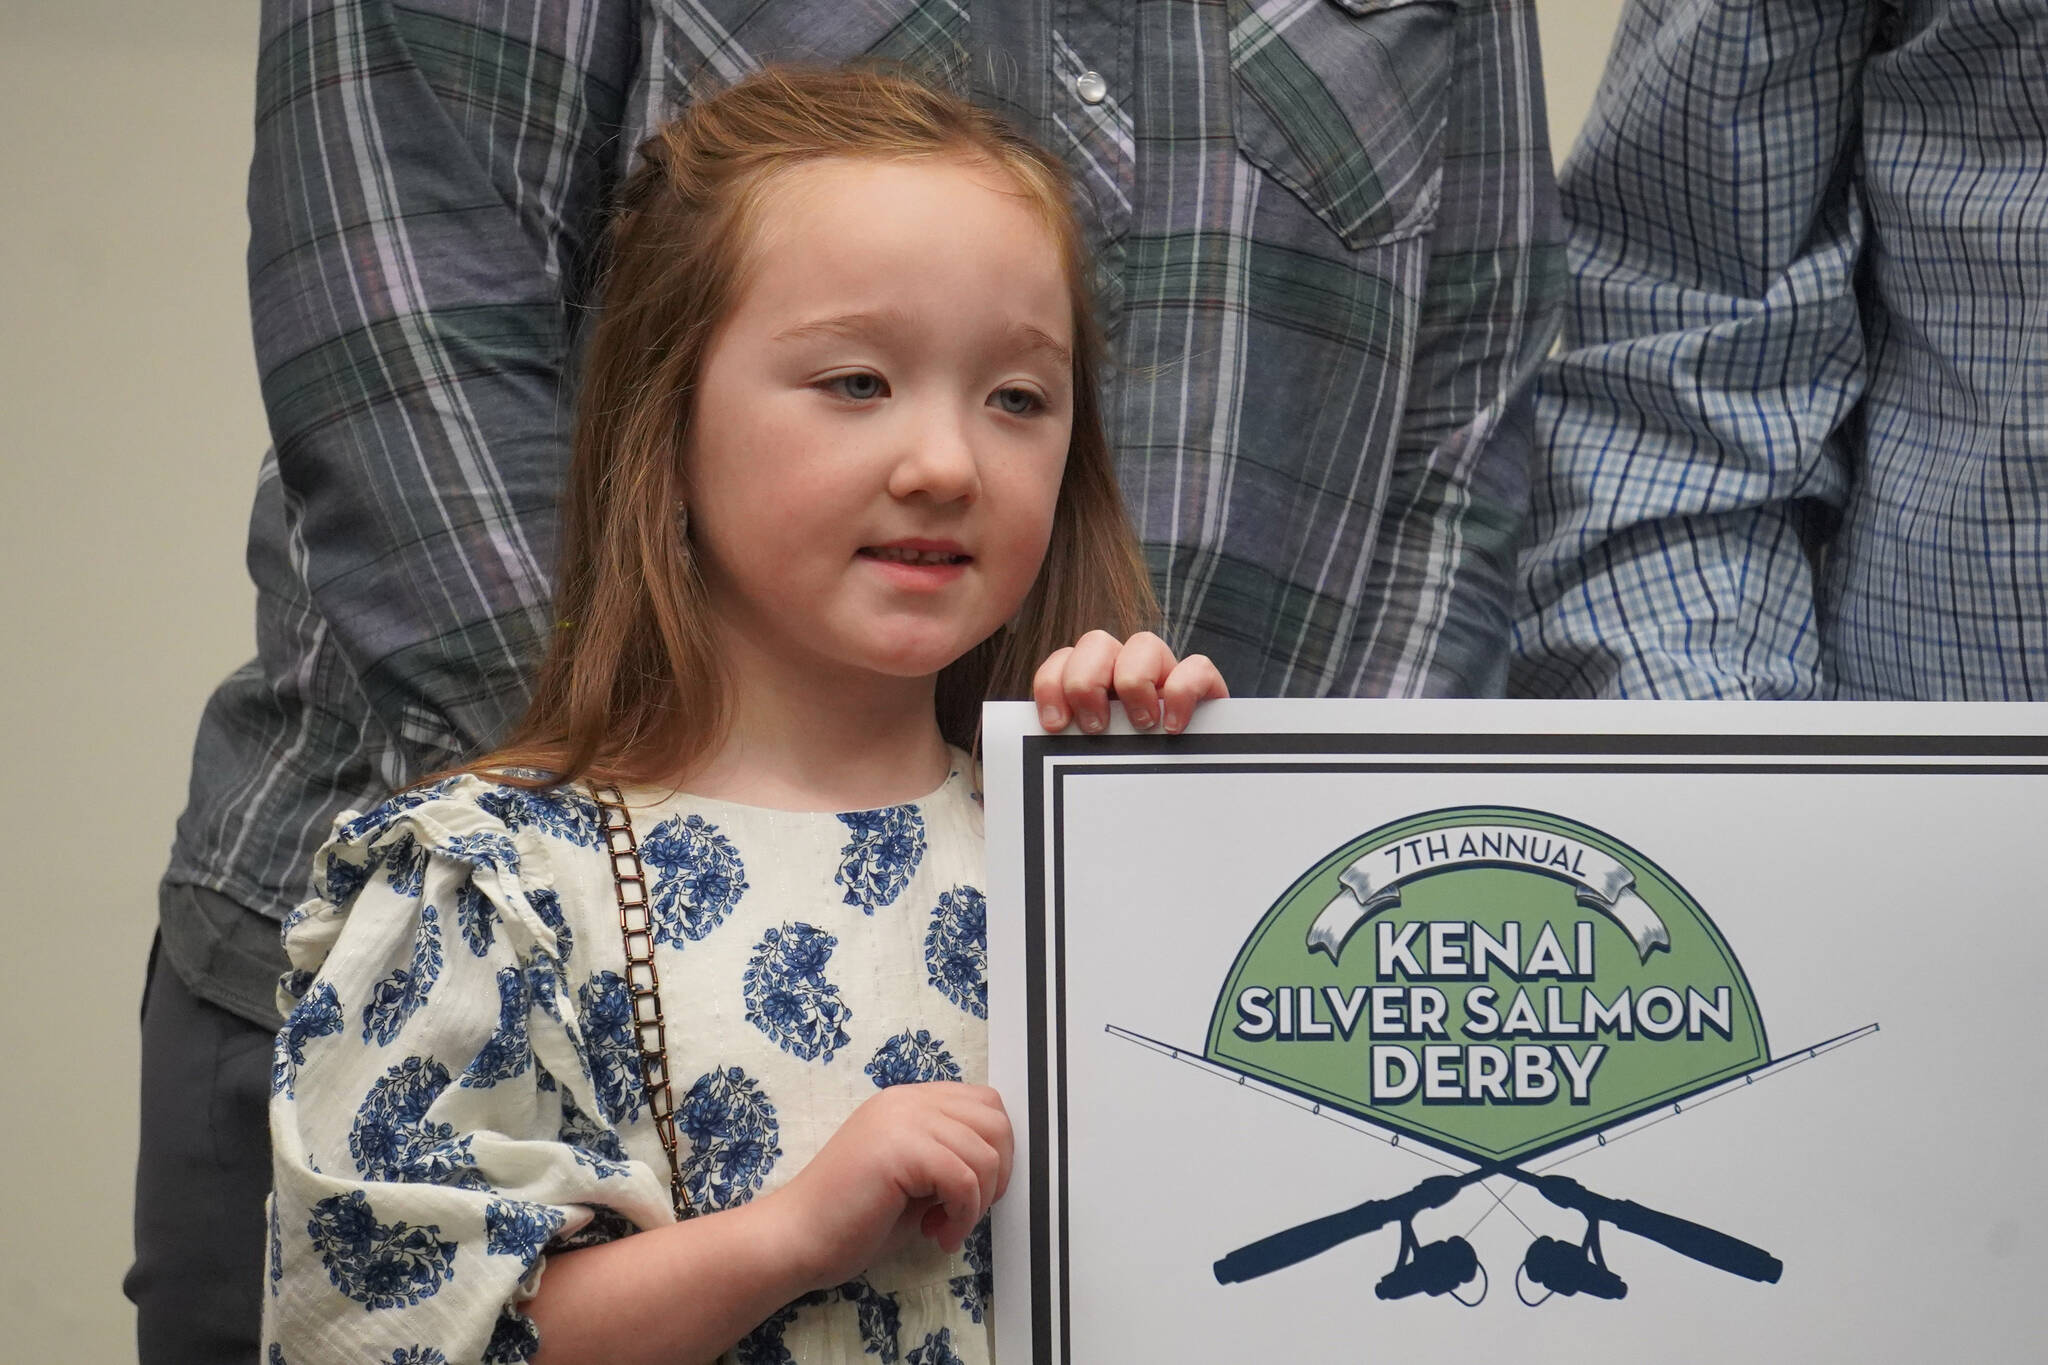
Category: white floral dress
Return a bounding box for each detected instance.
[264,754,991,1365]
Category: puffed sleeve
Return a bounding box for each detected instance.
[263,777,674,1365]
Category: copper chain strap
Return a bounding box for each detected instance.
[588,782,694,1220]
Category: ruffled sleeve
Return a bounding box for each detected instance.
[264,776,674,1365]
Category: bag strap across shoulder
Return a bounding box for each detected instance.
[588,782,693,1220]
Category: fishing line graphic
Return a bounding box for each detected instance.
[1106,806,1878,1307]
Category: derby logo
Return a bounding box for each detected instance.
[1112,806,1874,1306]
[1207,806,1765,1163]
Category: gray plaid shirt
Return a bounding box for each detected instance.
[166,0,1560,1021]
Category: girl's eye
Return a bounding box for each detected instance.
[991,386,1045,416]
[824,372,888,402]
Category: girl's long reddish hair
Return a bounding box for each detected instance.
[473,64,1157,789]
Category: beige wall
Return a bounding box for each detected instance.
[1540,0,1629,165]
[0,2,1624,1355]
[2,2,271,1356]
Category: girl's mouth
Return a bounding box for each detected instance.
[858,545,971,566]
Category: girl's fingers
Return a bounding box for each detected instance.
[1036,635,1229,736]
[917,1137,989,1251]
[1032,647,1076,729]
[1060,630,1123,733]
[929,1119,1003,1216]
[1110,631,1175,730]
[1160,654,1228,734]
[927,1084,1015,1203]
[981,1092,1014,1202]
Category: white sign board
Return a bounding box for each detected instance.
[984,701,2048,1362]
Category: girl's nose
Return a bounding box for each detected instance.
[888,402,981,503]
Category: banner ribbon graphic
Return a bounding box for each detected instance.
[1306,824,1672,964]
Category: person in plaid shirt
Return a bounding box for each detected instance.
[128,3,1560,1359]
[1514,0,2048,700]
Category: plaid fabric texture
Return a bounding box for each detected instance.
[167,0,1560,1016]
[1512,0,2048,700]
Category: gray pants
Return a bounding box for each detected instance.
[125,935,272,1365]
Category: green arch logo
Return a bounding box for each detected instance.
[1204,806,1769,1165]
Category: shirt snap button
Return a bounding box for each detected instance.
[1075,70,1107,105]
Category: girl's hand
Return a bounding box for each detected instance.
[756,1082,1013,1293]
[1034,629,1228,734]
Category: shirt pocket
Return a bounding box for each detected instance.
[1226,0,1457,250]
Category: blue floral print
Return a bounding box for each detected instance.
[362,903,444,1045]
[522,947,566,1025]
[483,1199,565,1260]
[743,923,852,1063]
[384,833,430,897]
[460,875,570,961]
[848,1280,905,1361]
[483,1310,543,1364]
[350,1056,476,1186]
[282,901,319,951]
[558,1091,631,1180]
[274,981,343,1098]
[736,1297,810,1365]
[950,1216,992,1322]
[575,971,642,1125]
[642,813,749,948]
[835,805,926,912]
[906,1328,964,1365]
[441,829,520,874]
[281,967,317,1003]
[269,1197,284,1296]
[332,778,461,846]
[305,1190,456,1310]
[275,766,990,1355]
[319,854,371,910]
[457,881,495,956]
[677,1066,781,1211]
[477,783,604,849]
[526,885,574,965]
[737,1280,901,1365]
[463,968,533,1089]
[865,1030,962,1089]
[924,886,987,1019]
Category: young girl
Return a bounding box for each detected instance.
[266,66,1223,1365]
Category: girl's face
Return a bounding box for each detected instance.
[685,154,1074,698]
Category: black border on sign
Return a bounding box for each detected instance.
[1015,730,2048,1365]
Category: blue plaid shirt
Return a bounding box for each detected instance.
[1512,0,2048,700]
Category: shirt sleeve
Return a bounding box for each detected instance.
[265,780,673,1364]
[1509,0,1878,699]
[1350,0,1565,698]
[248,0,638,769]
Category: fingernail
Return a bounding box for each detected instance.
[1129,708,1155,730]
[1164,712,1183,734]
[1040,706,1061,729]
[1079,712,1103,733]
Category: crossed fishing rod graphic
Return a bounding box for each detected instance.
[1109,1022,1876,1306]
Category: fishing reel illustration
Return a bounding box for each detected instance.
[1517,1223,1628,1304]
[1376,1220,1485,1306]
[1513,1171,1780,1306]
[1216,1167,1782,1308]
[1214,1172,1485,1304]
